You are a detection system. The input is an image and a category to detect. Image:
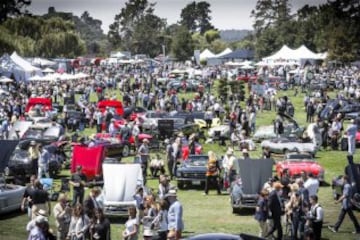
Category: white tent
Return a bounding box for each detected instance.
[200,49,215,61]
[215,48,232,58]
[0,76,13,83]
[263,45,296,61]
[292,45,320,60]
[110,51,126,58]
[10,52,43,82]
[31,57,56,67]
[42,67,55,73]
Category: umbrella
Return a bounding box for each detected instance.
[0,76,13,83]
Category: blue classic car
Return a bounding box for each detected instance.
[176,155,220,189]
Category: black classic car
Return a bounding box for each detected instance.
[5,140,67,180]
[176,154,221,189]
[230,158,273,213]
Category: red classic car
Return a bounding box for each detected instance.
[275,152,325,182]
[181,141,202,160]
[98,99,124,116]
[95,132,153,151]
[25,97,52,113]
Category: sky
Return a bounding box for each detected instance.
[29,0,327,33]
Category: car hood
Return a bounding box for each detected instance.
[279,161,323,175]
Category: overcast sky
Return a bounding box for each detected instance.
[29,0,327,33]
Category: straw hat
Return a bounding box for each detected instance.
[165,189,177,198]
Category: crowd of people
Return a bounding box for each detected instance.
[0,59,358,240]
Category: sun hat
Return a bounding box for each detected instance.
[165,189,177,198]
[35,215,48,224]
[35,209,47,217]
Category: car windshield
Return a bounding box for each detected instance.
[23,129,44,139]
[11,149,28,160]
[187,156,208,166]
[287,154,314,161]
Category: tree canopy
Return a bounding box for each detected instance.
[180,1,214,34]
[0,0,31,23]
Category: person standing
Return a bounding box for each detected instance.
[38,145,50,178]
[166,189,184,240]
[30,180,51,221]
[84,187,101,220]
[53,193,72,240]
[70,165,87,206]
[94,108,103,133]
[328,175,360,234]
[90,208,111,240]
[28,140,40,177]
[307,195,324,240]
[254,189,269,238]
[122,206,139,240]
[67,203,90,240]
[345,119,357,156]
[21,175,36,219]
[222,148,237,189]
[204,151,221,195]
[304,173,319,198]
[138,139,150,181]
[266,182,283,240]
[132,123,140,151]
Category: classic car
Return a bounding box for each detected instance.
[97,99,124,116]
[65,110,83,131]
[5,140,66,179]
[0,176,26,214]
[101,163,144,216]
[208,122,241,140]
[252,114,304,142]
[140,111,170,131]
[230,158,273,213]
[123,106,147,121]
[176,154,216,189]
[22,125,64,142]
[275,152,325,182]
[260,137,317,156]
[194,117,221,129]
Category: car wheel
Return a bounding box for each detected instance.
[284,149,290,155]
[122,144,130,157]
[177,181,185,189]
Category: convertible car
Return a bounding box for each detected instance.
[0,177,26,214]
[261,137,317,156]
[275,152,325,182]
[176,154,215,189]
[252,114,304,142]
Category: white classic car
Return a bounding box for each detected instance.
[261,137,317,156]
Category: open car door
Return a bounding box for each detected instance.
[102,163,143,216]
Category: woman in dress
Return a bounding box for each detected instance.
[122,206,139,240]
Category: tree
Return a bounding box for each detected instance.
[180,1,214,34]
[171,25,194,62]
[0,0,31,23]
[204,29,220,44]
[108,0,165,56]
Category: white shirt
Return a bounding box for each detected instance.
[304,177,319,197]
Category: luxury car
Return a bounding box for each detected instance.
[275,152,325,182]
[260,137,317,156]
[65,110,83,131]
[207,122,241,140]
[5,140,66,179]
[230,158,273,213]
[0,176,26,214]
[252,115,304,142]
[176,154,217,189]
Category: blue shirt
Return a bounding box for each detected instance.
[346,124,357,138]
[167,200,184,231]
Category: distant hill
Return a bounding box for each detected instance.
[219,29,252,42]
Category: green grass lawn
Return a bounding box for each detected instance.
[1,85,360,240]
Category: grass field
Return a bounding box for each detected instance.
[1,86,360,240]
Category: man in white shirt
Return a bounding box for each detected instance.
[304,173,319,197]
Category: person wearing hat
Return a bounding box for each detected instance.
[204,151,221,195]
[38,145,50,179]
[166,189,184,240]
[27,215,48,240]
[26,209,48,232]
[53,193,72,240]
[222,148,237,189]
[265,181,284,240]
[138,139,150,182]
[28,140,40,176]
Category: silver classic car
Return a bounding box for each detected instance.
[0,176,26,214]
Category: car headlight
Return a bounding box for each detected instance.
[23,158,31,164]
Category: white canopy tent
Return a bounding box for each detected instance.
[292,45,320,60]
[263,45,296,61]
[10,52,43,82]
[200,49,215,61]
[30,57,56,67]
[214,48,232,58]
